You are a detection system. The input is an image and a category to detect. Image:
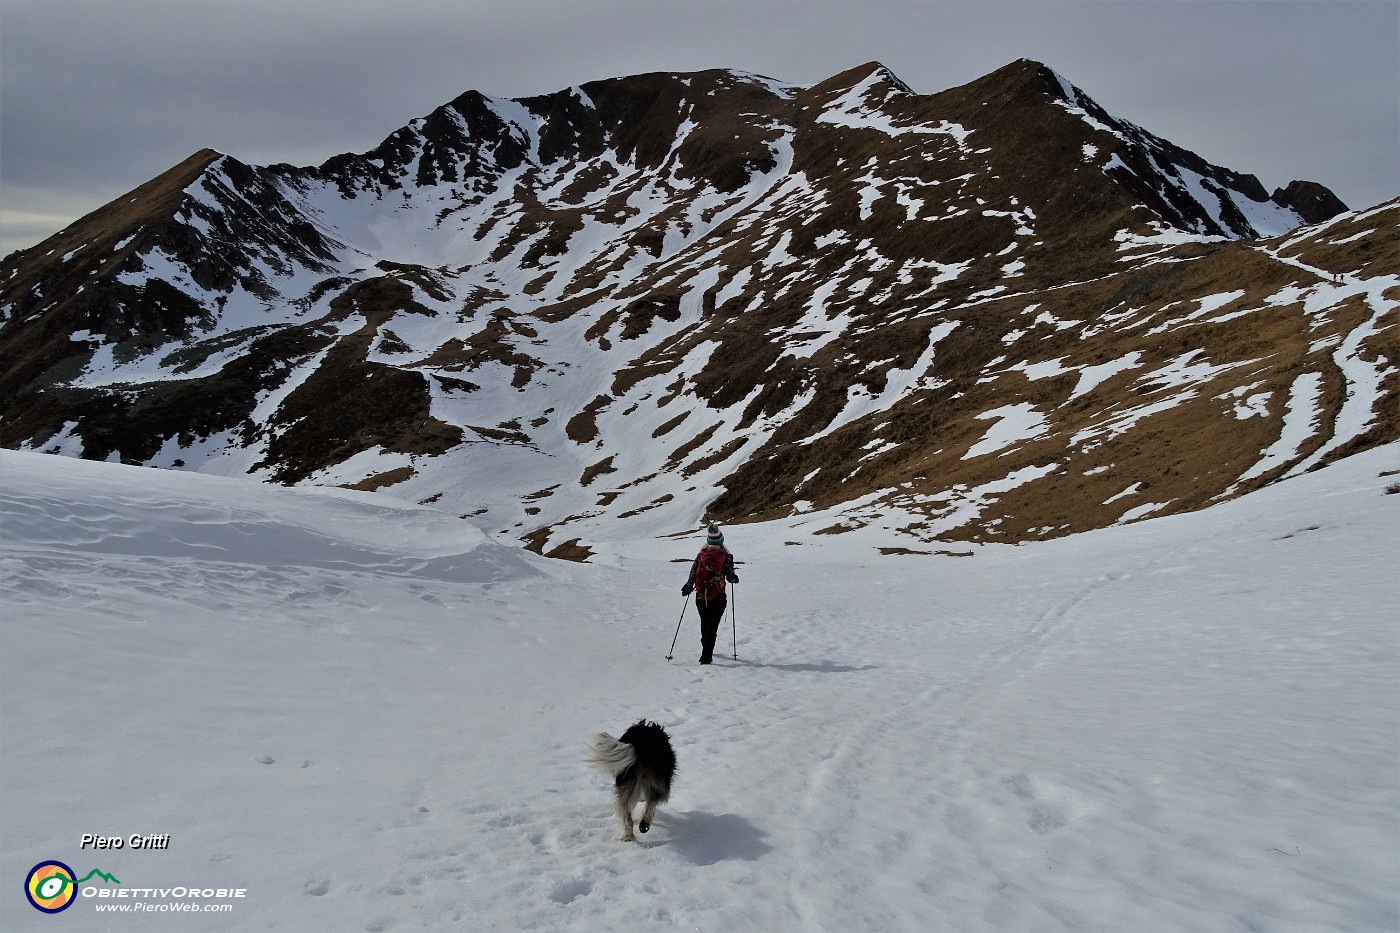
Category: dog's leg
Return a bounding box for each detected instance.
[615,793,636,842]
[638,799,658,834]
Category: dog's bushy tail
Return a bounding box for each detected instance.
[587,732,637,777]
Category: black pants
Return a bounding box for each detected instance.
[696,594,727,662]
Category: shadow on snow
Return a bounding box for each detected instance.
[726,659,877,674]
[642,810,772,864]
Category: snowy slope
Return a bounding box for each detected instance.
[3,445,1397,931]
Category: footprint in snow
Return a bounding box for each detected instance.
[549,878,593,904]
[1028,804,1068,835]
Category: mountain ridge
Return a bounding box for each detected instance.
[1,59,1393,557]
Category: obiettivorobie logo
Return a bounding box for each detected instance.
[24,861,121,913]
[24,859,248,916]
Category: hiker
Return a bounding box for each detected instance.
[681,522,739,664]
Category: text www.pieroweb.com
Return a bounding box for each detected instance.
[86,887,245,913]
[95,902,234,913]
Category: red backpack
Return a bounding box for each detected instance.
[694,545,728,603]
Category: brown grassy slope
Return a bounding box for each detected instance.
[705,213,1399,541]
[0,150,224,400]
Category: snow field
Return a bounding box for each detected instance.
[3,444,1397,931]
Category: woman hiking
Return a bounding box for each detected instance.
[681,523,739,664]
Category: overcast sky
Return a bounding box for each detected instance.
[2,0,1396,257]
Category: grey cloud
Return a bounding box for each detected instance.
[2,0,1395,256]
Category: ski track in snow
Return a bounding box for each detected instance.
[2,447,1398,931]
[776,568,1129,931]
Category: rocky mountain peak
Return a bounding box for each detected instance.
[1272,179,1352,224]
[807,60,913,98]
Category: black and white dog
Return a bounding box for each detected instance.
[587,720,676,842]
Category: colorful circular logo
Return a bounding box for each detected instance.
[25,861,78,913]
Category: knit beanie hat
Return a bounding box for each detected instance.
[705,522,724,546]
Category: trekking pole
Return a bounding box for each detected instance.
[730,582,738,660]
[665,597,688,661]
